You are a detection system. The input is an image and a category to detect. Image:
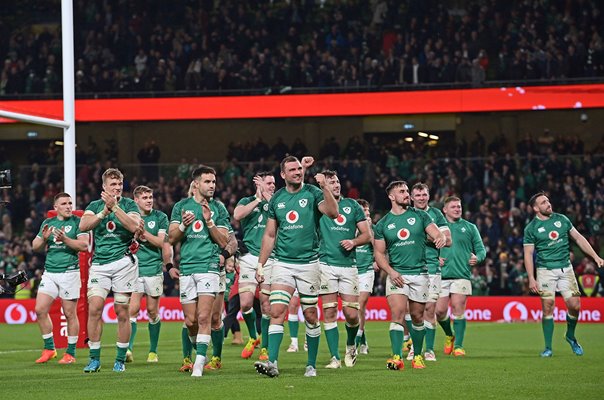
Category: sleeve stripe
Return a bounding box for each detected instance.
[523,243,534,247]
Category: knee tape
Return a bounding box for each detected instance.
[269,290,292,306]
[300,296,318,311]
[305,321,321,337]
[260,288,271,296]
[238,285,256,294]
[114,293,131,305]
[87,287,109,300]
[322,301,338,310]
[342,301,360,310]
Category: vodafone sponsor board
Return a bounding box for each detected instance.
[2,297,603,324]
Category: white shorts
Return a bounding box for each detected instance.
[134,275,164,297]
[440,279,472,297]
[358,271,375,294]
[319,263,359,296]
[38,270,81,300]
[179,273,219,304]
[386,274,429,303]
[271,260,320,297]
[537,267,581,300]
[428,274,442,302]
[89,256,138,294]
[239,254,274,287]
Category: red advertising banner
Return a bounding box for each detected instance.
[1,84,604,123]
[2,296,603,325]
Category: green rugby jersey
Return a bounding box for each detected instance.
[423,206,449,274]
[441,219,486,280]
[237,196,269,257]
[374,207,434,275]
[137,209,169,277]
[171,197,233,275]
[36,215,87,273]
[319,198,366,267]
[523,213,573,269]
[85,197,140,265]
[224,270,235,301]
[268,183,324,264]
[355,224,374,274]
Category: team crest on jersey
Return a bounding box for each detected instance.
[106,221,116,232]
[147,221,155,229]
[299,199,308,208]
[407,217,415,225]
[343,207,351,214]
[538,227,545,233]
[548,231,559,240]
[554,221,562,228]
[64,226,72,233]
[461,227,466,232]
[397,228,410,240]
[286,210,300,223]
[387,223,396,230]
[334,214,347,226]
[192,220,204,232]
[263,204,269,211]
[258,214,264,224]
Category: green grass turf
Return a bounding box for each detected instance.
[0,321,601,400]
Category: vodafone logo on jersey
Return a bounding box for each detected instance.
[549,231,559,240]
[106,221,116,232]
[192,220,204,232]
[334,214,347,226]
[397,228,410,240]
[503,301,528,322]
[286,210,299,223]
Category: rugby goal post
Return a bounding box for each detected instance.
[1,1,89,348]
[0,0,76,206]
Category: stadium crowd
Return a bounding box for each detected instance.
[1,132,603,298]
[2,0,604,95]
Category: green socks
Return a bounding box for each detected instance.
[129,319,137,351]
[268,324,284,362]
[565,314,578,340]
[345,321,359,346]
[181,325,192,358]
[438,316,454,337]
[410,322,426,356]
[324,321,340,359]
[42,333,55,350]
[148,317,161,353]
[243,309,258,339]
[261,315,270,349]
[389,322,404,357]
[453,316,466,348]
[424,320,436,352]
[542,316,554,349]
[211,324,224,358]
[306,322,321,368]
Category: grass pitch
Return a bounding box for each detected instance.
[1,321,601,400]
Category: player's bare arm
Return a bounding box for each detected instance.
[53,228,89,252]
[31,224,52,251]
[523,244,539,293]
[569,228,604,268]
[425,223,447,249]
[315,173,339,218]
[256,218,277,283]
[341,219,371,251]
[374,238,404,287]
[168,210,195,245]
